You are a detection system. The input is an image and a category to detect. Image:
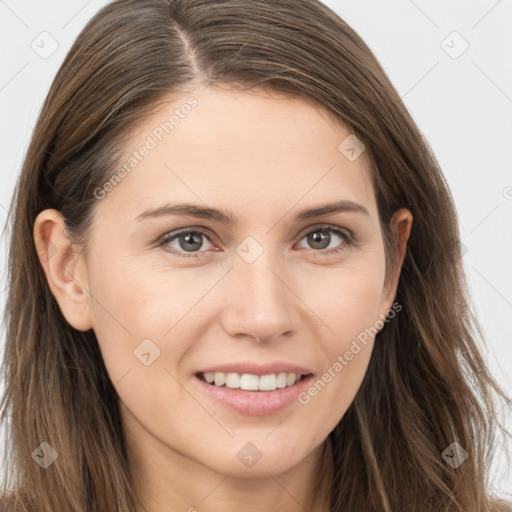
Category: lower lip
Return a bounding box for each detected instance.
[193,374,314,416]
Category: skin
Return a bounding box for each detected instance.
[34,84,412,512]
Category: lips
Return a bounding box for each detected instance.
[196,361,312,376]
[192,361,315,415]
[193,371,315,416]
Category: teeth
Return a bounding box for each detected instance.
[225,372,240,389]
[259,374,276,391]
[240,373,259,390]
[214,372,225,386]
[201,372,304,391]
[276,372,287,388]
[286,373,297,386]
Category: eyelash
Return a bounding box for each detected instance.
[156,224,354,259]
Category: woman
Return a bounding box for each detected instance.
[1,0,510,510]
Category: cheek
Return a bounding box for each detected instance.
[310,255,387,345]
[87,256,217,382]
[86,258,168,380]
[87,263,196,430]
[296,259,385,424]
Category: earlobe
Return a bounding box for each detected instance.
[33,209,93,331]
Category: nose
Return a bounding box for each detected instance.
[219,253,297,344]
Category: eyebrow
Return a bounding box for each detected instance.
[135,200,371,224]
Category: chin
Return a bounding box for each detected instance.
[197,437,310,477]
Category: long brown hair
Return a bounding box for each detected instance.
[1,0,510,510]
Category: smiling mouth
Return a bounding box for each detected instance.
[196,371,312,392]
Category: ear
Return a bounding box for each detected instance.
[33,209,93,331]
[379,207,413,313]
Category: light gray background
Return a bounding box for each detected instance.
[1,0,511,498]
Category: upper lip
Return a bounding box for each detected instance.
[196,361,313,377]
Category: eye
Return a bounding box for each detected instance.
[158,228,214,258]
[296,225,353,256]
[157,224,354,259]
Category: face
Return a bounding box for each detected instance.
[35,85,412,486]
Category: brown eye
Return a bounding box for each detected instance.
[176,232,205,252]
[306,230,331,250]
[297,226,353,255]
[159,229,214,257]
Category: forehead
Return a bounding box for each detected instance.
[93,85,377,225]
